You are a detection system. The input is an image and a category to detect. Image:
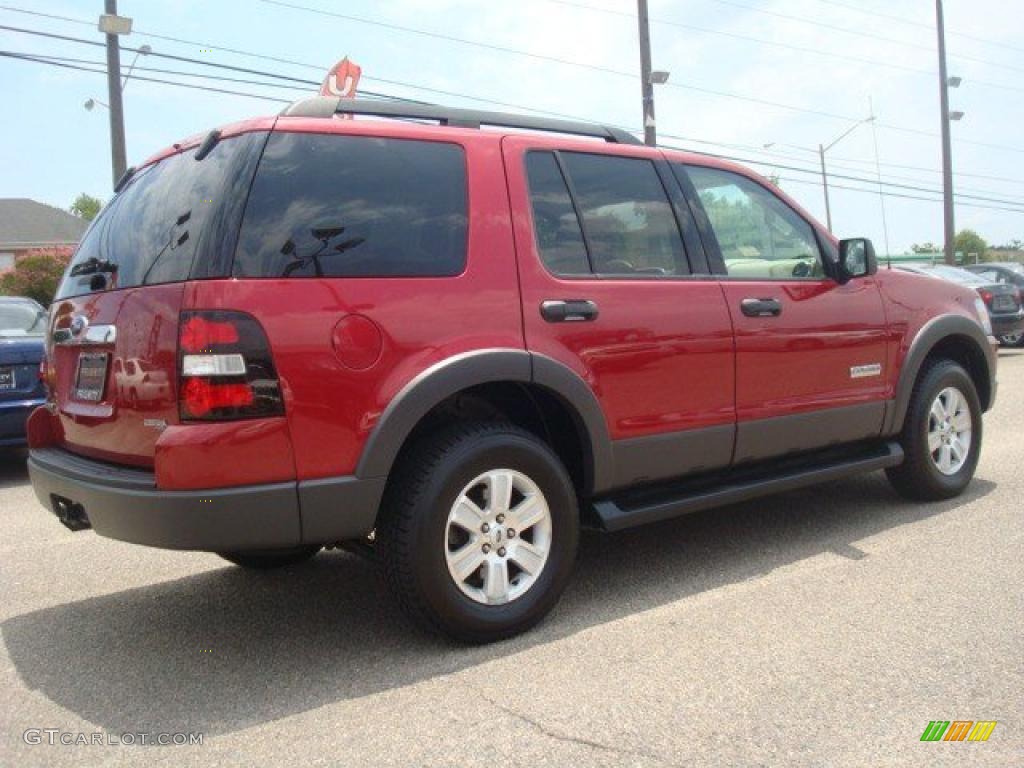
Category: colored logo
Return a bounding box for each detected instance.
[920,721,997,742]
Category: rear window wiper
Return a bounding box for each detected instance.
[69,257,119,277]
[194,130,222,161]
[114,166,136,193]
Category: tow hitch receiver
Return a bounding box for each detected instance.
[51,495,91,532]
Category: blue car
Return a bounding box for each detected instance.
[0,297,47,447]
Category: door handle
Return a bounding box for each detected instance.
[540,299,599,323]
[740,297,782,317]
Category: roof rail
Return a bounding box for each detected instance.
[281,97,642,146]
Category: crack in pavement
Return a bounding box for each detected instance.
[473,689,682,767]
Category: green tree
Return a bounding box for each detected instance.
[954,229,987,261]
[69,193,102,222]
[0,250,71,305]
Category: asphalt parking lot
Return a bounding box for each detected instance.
[2,352,1022,768]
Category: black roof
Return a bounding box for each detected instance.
[0,198,88,246]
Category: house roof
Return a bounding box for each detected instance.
[0,198,89,247]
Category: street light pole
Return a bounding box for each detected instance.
[121,43,151,91]
[637,0,656,146]
[936,0,957,265]
[817,116,875,233]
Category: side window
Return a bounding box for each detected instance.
[685,165,824,280]
[233,134,467,278]
[561,153,688,276]
[524,152,590,275]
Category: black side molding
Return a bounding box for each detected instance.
[592,441,904,532]
[884,314,996,435]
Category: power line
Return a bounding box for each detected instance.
[4,50,318,93]
[706,0,1024,72]
[243,1,1024,153]
[4,44,1024,216]
[659,143,1024,211]
[0,22,410,100]
[4,10,1022,155]
[548,0,932,78]
[699,139,1024,198]
[548,0,1023,94]
[9,43,1021,215]
[806,0,1024,55]
[761,141,1024,186]
[3,14,1022,205]
[0,50,292,103]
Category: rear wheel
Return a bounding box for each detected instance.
[218,545,321,570]
[377,422,578,643]
[886,360,982,501]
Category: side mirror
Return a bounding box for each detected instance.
[837,238,877,284]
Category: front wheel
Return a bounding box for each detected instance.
[886,360,982,501]
[377,422,579,643]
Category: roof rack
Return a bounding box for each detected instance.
[281,97,642,146]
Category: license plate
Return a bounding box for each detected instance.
[994,295,1014,311]
[0,367,13,391]
[73,353,109,402]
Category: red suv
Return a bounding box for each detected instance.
[28,99,997,642]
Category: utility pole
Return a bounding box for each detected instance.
[936,0,956,265]
[637,0,656,146]
[102,0,128,188]
[818,144,832,233]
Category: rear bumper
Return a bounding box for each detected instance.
[0,397,46,446]
[28,447,384,551]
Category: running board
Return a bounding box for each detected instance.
[592,441,904,532]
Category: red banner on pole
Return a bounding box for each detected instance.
[320,57,362,98]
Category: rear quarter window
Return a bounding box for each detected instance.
[232,133,468,278]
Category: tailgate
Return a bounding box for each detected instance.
[50,284,184,466]
[43,125,269,468]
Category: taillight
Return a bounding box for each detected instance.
[38,353,56,395]
[177,310,284,421]
[978,289,993,305]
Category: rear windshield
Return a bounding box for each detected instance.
[56,133,261,299]
[232,133,468,278]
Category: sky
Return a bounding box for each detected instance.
[0,0,1022,254]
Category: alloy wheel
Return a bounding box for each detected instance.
[927,386,973,476]
[444,469,553,605]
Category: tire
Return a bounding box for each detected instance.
[218,545,321,569]
[886,360,982,501]
[377,422,579,644]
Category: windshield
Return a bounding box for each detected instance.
[0,302,46,337]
